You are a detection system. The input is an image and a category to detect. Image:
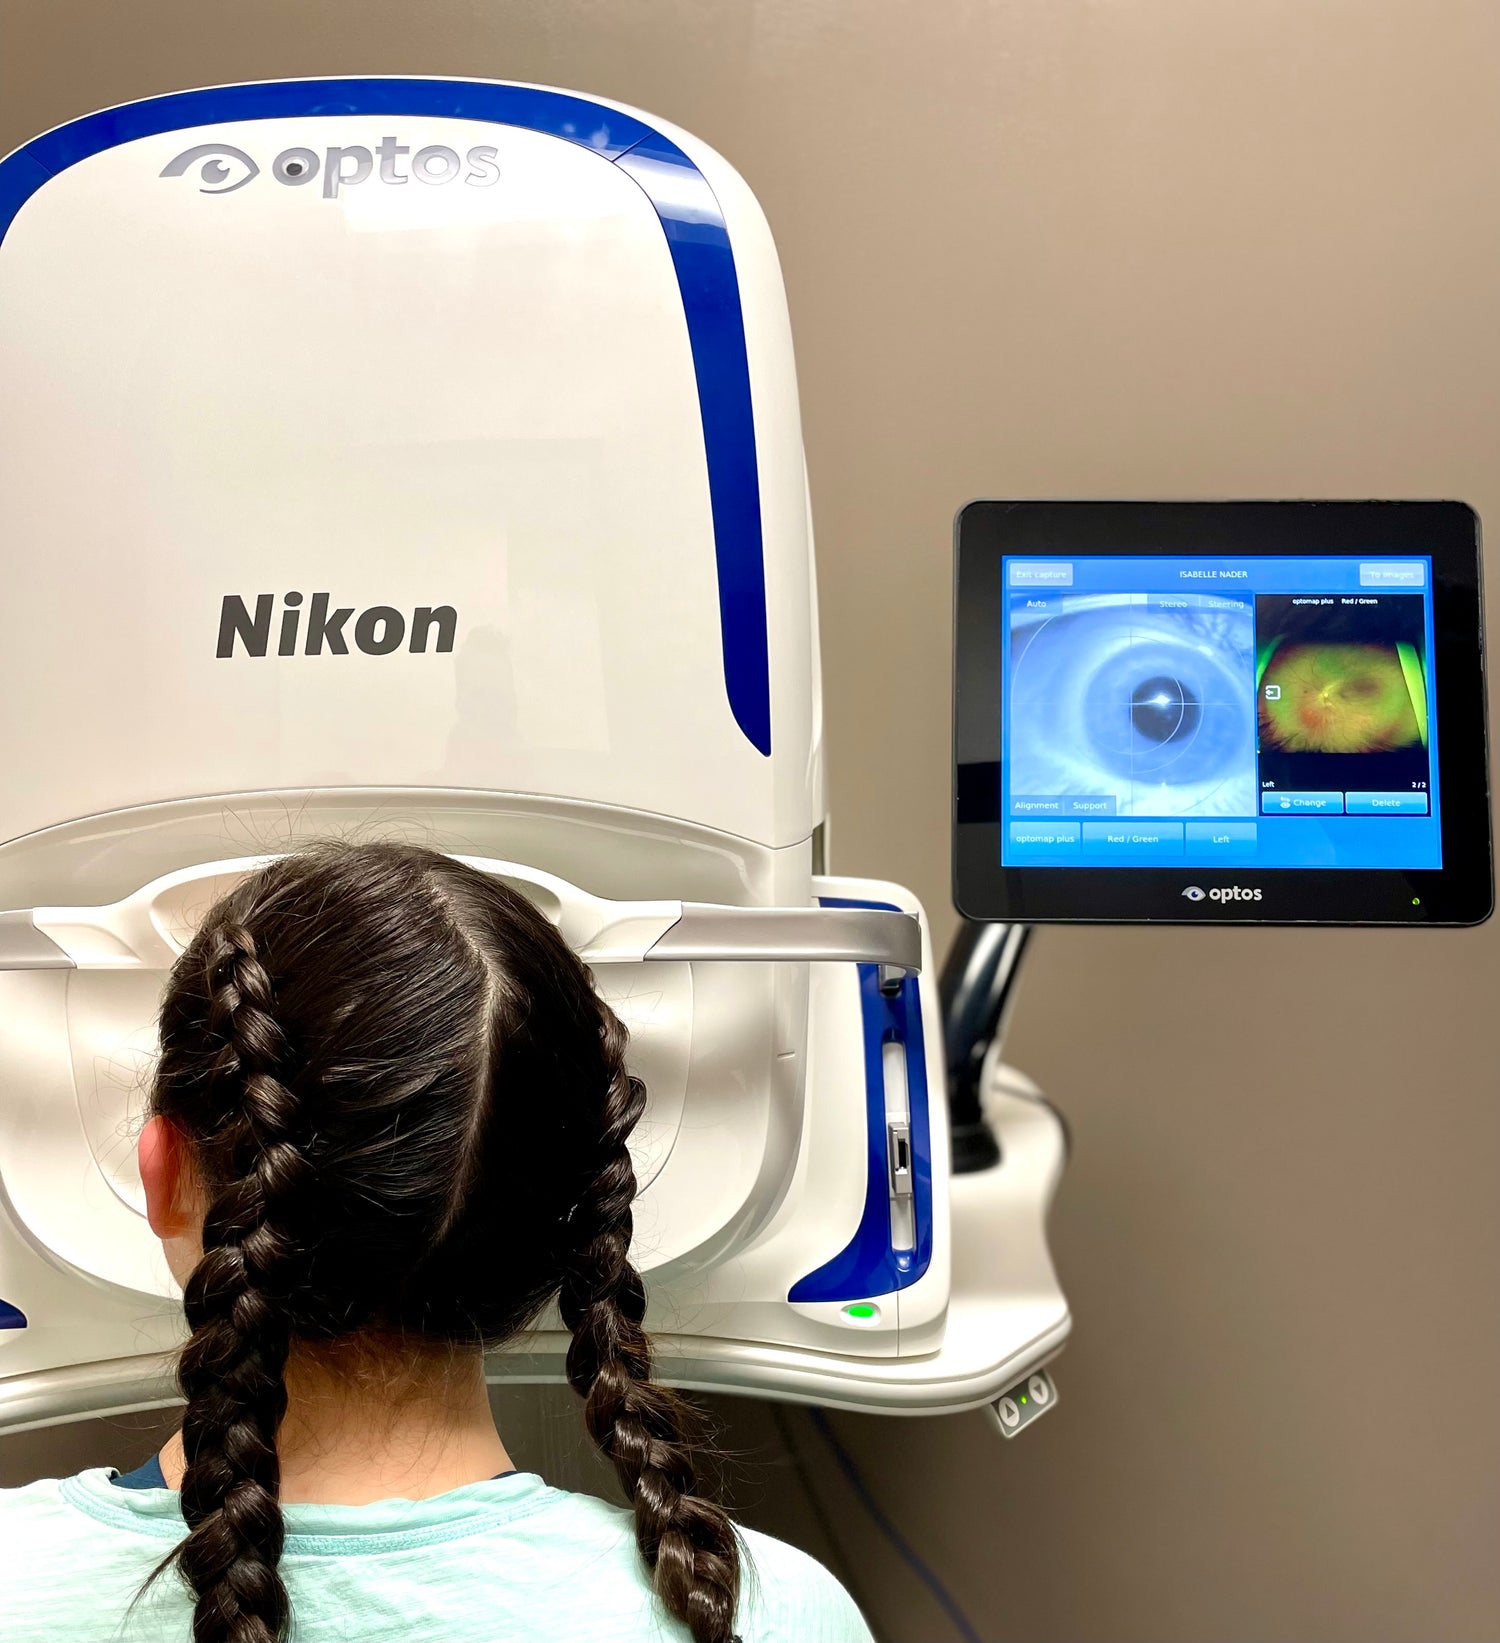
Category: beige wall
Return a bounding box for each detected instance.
[3,3,1498,1638]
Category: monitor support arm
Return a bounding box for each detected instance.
[939,920,1033,1173]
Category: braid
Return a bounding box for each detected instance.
[560,1012,742,1643]
[137,845,755,1643]
[163,922,310,1643]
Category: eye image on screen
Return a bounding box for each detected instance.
[1256,593,1430,797]
[1007,594,1257,816]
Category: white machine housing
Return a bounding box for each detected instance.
[0,78,1069,1431]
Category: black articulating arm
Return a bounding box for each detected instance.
[938,921,1032,1174]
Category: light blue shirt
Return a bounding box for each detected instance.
[1,1468,873,1643]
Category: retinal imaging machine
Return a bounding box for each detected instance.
[0,80,1490,1443]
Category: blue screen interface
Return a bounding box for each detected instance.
[1000,555,1440,869]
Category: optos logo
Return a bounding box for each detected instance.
[161,137,501,198]
[159,143,261,194]
[1182,884,1263,904]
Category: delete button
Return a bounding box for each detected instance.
[1345,792,1429,815]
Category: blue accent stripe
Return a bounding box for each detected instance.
[0,79,771,755]
[0,1296,26,1329]
[616,134,770,755]
[789,898,934,1304]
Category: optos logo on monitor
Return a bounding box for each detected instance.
[1182,884,1262,903]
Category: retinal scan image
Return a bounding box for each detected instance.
[1007,594,1258,816]
[1255,593,1430,794]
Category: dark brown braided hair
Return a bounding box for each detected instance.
[146,841,740,1643]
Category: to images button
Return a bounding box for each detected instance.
[1345,791,1429,815]
[1359,562,1426,587]
[1080,821,1184,857]
[1262,792,1343,815]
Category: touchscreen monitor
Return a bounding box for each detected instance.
[954,501,1491,924]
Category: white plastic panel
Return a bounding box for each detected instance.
[0,108,817,849]
[0,971,177,1298]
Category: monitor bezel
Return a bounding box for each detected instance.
[953,500,1492,925]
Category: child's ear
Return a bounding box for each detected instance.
[138,1115,194,1240]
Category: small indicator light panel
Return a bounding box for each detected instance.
[988,1368,1058,1439]
[840,1302,882,1326]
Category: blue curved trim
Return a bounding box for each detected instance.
[0,79,771,755]
[0,1296,26,1329]
[789,898,934,1304]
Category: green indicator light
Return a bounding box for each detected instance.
[844,1303,876,1320]
[1412,897,1421,906]
[1020,1395,1028,1404]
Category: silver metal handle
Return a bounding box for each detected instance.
[646,904,921,975]
[0,881,922,978]
[0,910,72,970]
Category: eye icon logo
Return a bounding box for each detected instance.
[1181,886,1208,901]
[159,144,261,194]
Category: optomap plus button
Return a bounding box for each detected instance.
[1008,821,1081,850]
